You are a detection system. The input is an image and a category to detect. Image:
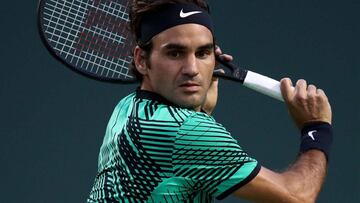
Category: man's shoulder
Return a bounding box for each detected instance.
[183,110,216,124]
[180,111,225,133]
[113,92,136,108]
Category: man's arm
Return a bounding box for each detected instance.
[234,150,326,203]
[233,78,332,203]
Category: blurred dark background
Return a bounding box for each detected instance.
[0,0,358,202]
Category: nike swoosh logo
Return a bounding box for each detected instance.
[179,9,202,18]
[308,130,317,140]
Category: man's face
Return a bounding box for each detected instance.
[140,24,215,110]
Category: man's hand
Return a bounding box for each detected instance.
[234,78,332,203]
[201,46,233,115]
[280,78,332,129]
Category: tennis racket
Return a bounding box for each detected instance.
[38,0,284,101]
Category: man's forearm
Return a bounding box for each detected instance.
[282,149,327,202]
[233,149,328,203]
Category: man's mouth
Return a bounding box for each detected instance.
[179,82,201,92]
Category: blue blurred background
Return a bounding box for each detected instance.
[0,0,358,202]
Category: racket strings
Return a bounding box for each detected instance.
[41,0,135,81]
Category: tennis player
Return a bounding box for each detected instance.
[88,0,333,202]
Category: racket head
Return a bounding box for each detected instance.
[38,0,138,83]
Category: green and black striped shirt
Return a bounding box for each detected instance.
[88,90,260,203]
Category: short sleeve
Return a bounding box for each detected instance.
[172,113,260,200]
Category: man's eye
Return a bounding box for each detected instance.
[196,50,211,58]
[167,51,182,58]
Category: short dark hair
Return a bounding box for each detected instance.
[129,0,211,81]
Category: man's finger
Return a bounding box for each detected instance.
[215,45,222,54]
[214,46,233,62]
[295,79,307,99]
[213,69,225,80]
[218,54,233,62]
[280,78,295,102]
[307,84,317,98]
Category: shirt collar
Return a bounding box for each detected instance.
[136,88,176,107]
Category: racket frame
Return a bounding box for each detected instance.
[37,0,138,84]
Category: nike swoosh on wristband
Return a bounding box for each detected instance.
[308,130,317,140]
[179,9,202,18]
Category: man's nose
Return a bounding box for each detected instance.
[181,54,199,77]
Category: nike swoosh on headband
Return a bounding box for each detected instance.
[179,9,203,18]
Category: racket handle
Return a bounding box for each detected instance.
[243,71,284,102]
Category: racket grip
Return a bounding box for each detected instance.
[243,71,284,102]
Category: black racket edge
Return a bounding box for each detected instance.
[36,0,139,84]
[215,56,248,83]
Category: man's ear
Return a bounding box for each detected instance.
[134,46,148,75]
